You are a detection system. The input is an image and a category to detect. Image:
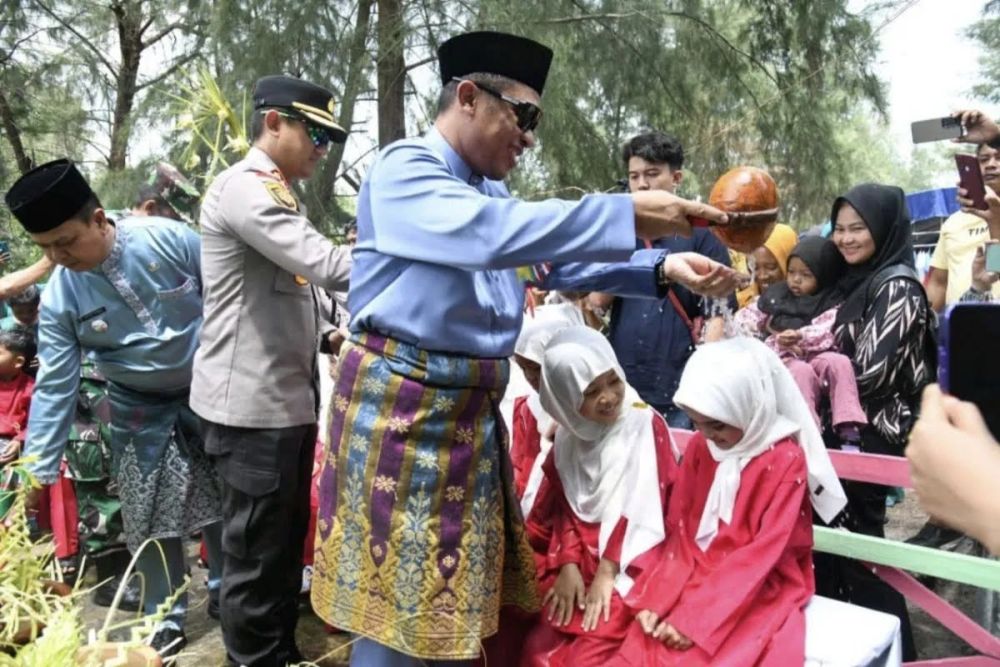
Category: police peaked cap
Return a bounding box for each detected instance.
[438,31,553,95]
[253,75,348,143]
[5,159,95,234]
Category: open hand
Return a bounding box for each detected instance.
[542,562,585,627]
[581,561,617,631]
[662,253,741,299]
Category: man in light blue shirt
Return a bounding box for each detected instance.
[4,159,222,660]
[312,31,740,665]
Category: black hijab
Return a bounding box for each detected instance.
[830,183,914,327]
[759,236,846,331]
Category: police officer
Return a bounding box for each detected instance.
[190,75,352,666]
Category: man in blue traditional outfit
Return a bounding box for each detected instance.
[4,159,222,661]
[191,75,353,667]
[310,31,741,665]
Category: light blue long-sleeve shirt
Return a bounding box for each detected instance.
[349,127,663,357]
[25,217,203,483]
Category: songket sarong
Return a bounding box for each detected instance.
[107,383,222,553]
[311,333,540,659]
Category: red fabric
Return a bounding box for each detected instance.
[512,396,542,498]
[303,437,324,566]
[35,461,79,560]
[611,434,814,667]
[522,413,677,667]
[0,373,33,439]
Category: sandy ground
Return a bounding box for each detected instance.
[67,491,991,667]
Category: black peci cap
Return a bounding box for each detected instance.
[5,159,96,234]
[252,75,348,143]
[438,31,553,95]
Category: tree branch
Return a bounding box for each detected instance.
[403,54,435,72]
[139,14,155,37]
[141,21,183,49]
[136,50,200,90]
[33,0,117,78]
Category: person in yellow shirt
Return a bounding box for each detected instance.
[927,143,1000,310]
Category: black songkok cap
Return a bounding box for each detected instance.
[438,31,553,95]
[252,75,348,143]
[5,159,95,234]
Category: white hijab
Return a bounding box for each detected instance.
[672,337,847,551]
[539,326,668,595]
[514,304,586,516]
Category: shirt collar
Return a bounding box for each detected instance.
[99,222,126,274]
[247,146,291,185]
[424,126,484,187]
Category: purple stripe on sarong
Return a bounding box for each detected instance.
[436,383,491,580]
[367,375,425,568]
[362,333,389,356]
[317,341,367,537]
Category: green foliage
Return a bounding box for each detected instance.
[0,0,945,239]
[969,1,1000,102]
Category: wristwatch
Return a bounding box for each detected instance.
[654,253,671,296]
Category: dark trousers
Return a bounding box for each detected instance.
[204,420,317,667]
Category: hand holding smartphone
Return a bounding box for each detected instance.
[956,154,989,211]
[939,303,1000,439]
[912,116,963,143]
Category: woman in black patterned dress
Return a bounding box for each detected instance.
[817,183,935,661]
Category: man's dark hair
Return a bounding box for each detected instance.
[8,285,39,308]
[133,185,168,210]
[72,194,103,224]
[0,328,36,365]
[436,72,518,117]
[346,218,358,234]
[621,131,684,171]
[977,142,994,157]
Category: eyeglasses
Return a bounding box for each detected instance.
[272,111,337,149]
[452,78,543,133]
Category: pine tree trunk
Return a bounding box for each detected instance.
[0,90,31,174]
[376,0,406,147]
[107,0,143,170]
[310,0,374,225]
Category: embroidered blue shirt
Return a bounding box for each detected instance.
[25,217,202,483]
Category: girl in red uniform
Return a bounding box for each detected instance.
[522,326,678,667]
[614,337,846,666]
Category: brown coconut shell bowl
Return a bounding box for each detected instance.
[707,166,779,253]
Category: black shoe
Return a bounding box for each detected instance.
[90,549,142,612]
[207,587,220,621]
[149,627,187,661]
[91,575,142,612]
[906,521,964,549]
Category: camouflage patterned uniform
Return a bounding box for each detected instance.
[148,162,200,225]
[63,357,125,555]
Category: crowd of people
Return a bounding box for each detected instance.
[1,27,999,667]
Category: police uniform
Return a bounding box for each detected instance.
[190,75,351,666]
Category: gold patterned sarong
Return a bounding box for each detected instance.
[311,333,540,659]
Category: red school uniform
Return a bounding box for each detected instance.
[613,434,814,667]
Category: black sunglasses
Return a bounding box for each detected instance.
[272,111,337,149]
[452,77,543,133]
